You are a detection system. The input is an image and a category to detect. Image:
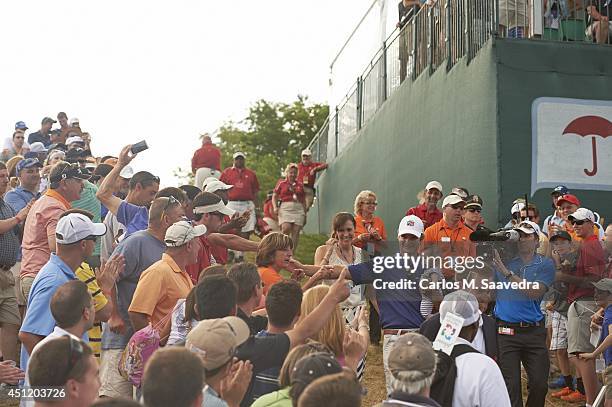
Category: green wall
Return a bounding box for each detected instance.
[306,38,612,235]
[306,43,499,235]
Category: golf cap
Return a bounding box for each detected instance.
[201,176,219,189]
[425,181,443,193]
[69,117,80,126]
[549,230,572,242]
[49,163,91,183]
[164,220,207,247]
[119,165,134,179]
[15,121,28,130]
[465,194,483,209]
[511,202,525,215]
[397,215,424,238]
[42,117,57,125]
[204,180,233,193]
[592,279,612,294]
[55,213,107,244]
[66,136,84,146]
[290,353,342,386]
[552,185,569,196]
[515,220,540,235]
[568,208,595,223]
[439,290,480,327]
[442,194,465,208]
[557,194,580,207]
[388,333,436,379]
[450,187,469,199]
[16,158,43,174]
[29,142,48,154]
[186,317,250,370]
[193,193,235,217]
[233,152,246,159]
[301,148,312,156]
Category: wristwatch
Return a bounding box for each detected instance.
[504,270,514,280]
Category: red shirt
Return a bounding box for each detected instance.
[406,204,443,230]
[210,244,228,265]
[263,198,278,220]
[185,235,214,284]
[220,167,260,201]
[191,143,221,173]
[298,162,325,188]
[568,235,607,303]
[273,179,305,203]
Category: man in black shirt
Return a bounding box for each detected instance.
[27,117,56,147]
[227,262,268,335]
[587,0,611,43]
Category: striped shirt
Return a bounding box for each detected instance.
[76,263,108,359]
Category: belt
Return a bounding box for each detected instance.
[496,319,543,328]
[383,328,418,336]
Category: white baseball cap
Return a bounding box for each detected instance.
[425,181,443,193]
[515,220,540,235]
[66,136,84,145]
[55,213,107,244]
[301,148,312,156]
[442,194,465,208]
[569,208,595,223]
[233,152,246,159]
[119,165,134,179]
[164,220,207,247]
[204,180,233,193]
[510,202,525,215]
[439,290,480,327]
[192,196,235,217]
[397,215,424,238]
[69,117,80,126]
[29,142,48,153]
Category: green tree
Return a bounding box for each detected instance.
[217,95,328,205]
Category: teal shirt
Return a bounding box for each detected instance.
[71,181,102,256]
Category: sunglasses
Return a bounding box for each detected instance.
[467,208,481,213]
[160,196,180,220]
[363,201,378,206]
[65,337,85,379]
[571,219,586,226]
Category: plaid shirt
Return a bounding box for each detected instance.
[0,198,19,267]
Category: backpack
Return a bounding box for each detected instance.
[118,313,171,387]
[429,344,479,407]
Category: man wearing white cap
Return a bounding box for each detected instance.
[297,148,327,211]
[422,194,475,280]
[492,221,555,407]
[327,215,432,395]
[185,192,258,282]
[434,291,510,407]
[555,207,607,405]
[220,152,260,261]
[192,133,222,189]
[18,213,113,371]
[186,317,253,407]
[406,181,443,229]
[128,220,201,334]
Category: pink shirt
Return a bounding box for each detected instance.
[20,194,69,279]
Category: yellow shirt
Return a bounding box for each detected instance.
[76,263,108,360]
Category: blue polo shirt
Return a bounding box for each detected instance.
[348,260,425,329]
[19,254,82,371]
[117,201,148,238]
[4,187,39,262]
[601,305,612,366]
[494,254,555,323]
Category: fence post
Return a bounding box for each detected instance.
[446,0,452,70]
[466,0,472,59]
[356,77,363,130]
[381,41,388,104]
[411,19,418,81]
[334,107,339,158]
[428,7,433,74]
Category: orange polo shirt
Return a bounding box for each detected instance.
[258,266,284,295]
[129,253,194,328]
[422,219,476,278]
[354,215,387,251]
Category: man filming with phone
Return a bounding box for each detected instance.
[492,221,555,407]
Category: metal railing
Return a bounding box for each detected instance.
[307,0,610,162]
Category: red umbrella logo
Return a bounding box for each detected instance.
[562,115,612,176]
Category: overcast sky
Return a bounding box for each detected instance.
[0,1,398,185]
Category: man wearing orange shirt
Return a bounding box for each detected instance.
[20,162,89,303]
[192,134,222,189]
[297,148,327,211]
[422,194,475,280]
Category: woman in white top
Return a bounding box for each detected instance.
[314,212,369,325]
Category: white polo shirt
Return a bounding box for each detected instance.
[452,337,511,407]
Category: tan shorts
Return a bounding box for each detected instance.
[605,365,612,400]
[567,300,597,354]
[278,201,305,226]
[0,287,20,326]
[99,349,134,398]
[19,276,35,306]
[304,187,315,210]
[11,263,25,306]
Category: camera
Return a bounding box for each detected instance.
[470,227,519,264]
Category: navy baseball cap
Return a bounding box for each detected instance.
[552,185,569,196]
[16,158,43,174]
[15,121,28,130]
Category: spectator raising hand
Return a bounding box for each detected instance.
[220,359,254,407]
[95,254,125,294]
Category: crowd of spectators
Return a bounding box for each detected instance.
[0,115,611,407]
